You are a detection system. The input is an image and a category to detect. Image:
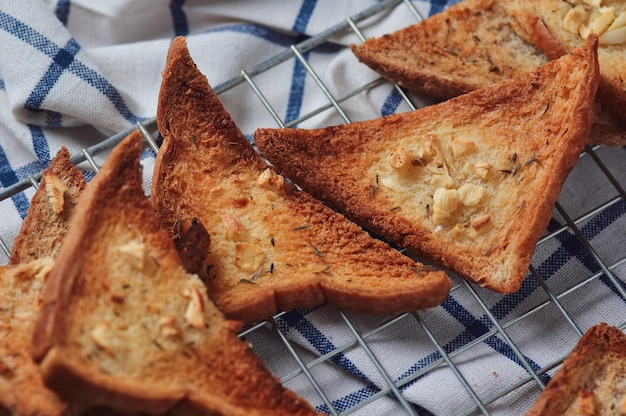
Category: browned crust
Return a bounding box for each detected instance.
[32,131,318,415]
[2,148,85,416]
[525,323,626,415]
[9,147,86,265]
[0,260,68,416]
[256,37,599,294]
[352,0,625,146]
[152,37,452,323]
[351,0,546,100]
[507,1,626,123]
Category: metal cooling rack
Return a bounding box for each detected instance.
[1,0,625,414]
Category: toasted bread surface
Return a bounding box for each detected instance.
[352,0,625,146]
[1,148,87,416]
[352,0,548,100]
[256,37,599,294]
[9,147,86,265]
[0,258,67,416]
[151,37,452,324]
[506,0,626,122]
[525,323,626,415]
[31,131,317,415]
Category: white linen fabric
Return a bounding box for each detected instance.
[0,1,625,415]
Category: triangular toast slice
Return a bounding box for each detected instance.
[31,131,318,415]
[525,323,626,415]
[506,0,626,122]
[151,37,452,325]
[1,148,86,415]
[351,0,625,146]
[255,37,600,294]
[0,258,64,416]
[9,147,86,265]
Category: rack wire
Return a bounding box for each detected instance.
[1,0,625,414]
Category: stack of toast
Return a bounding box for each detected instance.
[1,0,624,412]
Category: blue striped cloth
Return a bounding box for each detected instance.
[1,1,625,415]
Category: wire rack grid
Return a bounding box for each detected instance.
[1,0,626,415]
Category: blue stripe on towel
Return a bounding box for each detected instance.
[28,125,50,165]
[293,0,317,33]
[0,13,141,124]
[55,0,71,26]
[170,0,188,36]
[381,88,403,116]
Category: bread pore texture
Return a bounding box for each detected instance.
[31,131,318,416]
[151,36,452,324]
[526,323,626,415]
[351,0,625,146]
[256,36,600,294]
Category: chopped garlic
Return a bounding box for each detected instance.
[233,243,267,273]
[473,160,492,178]
[590,7,615,35]
[583,0,601,7]
[45,175,68,215]
[430,173,454,189]
[600,25,626,44]
[471,213,491,231]
[117,240,147,270]
[432,188,459,225]
[389,146,411,170]
[256,168,284,191]
[181,286,205,329]
[90,322,116,354]
[221,214,245,239]
[451,139,476,159]
[458,183,486,206]
[564,5,589,35]
[609,11,626,30]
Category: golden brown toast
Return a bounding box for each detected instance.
[525,323,626,415]
[151,36,452,325]
[351,0,626,146]
[9,147,86,265]
[31,131,318,416]
[507,0,626,122]
[0,258,66,416]
[255,37,600,294]
[1,148,87,416]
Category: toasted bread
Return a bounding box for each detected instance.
[0,258,66,416]
[525,323,626,415]
[351,0,626,146]
[151,37,452,324]
[1,148,87,416]
[31,131,318,415]
[9,147,86,265]
[255,37,599,294]
[506,0,626,122]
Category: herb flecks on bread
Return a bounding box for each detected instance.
[151,36,452,324]
[351,0,626,146]
[374,130,541,242]
[9,147,86,265]
[1,147,87,416]
[256,36,600,294]
[31,131,318,416]
[507,0,626,122]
